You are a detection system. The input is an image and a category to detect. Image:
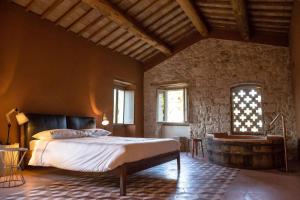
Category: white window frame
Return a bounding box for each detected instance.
[113,87,135,125]
[156,87,188,124]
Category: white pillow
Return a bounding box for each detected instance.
[81,128,111,137]
[32,129,87,140]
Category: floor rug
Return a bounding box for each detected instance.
[4,155,238,200]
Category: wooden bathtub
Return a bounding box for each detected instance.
[206,133,284,169]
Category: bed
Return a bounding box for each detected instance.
[21,113,180,196]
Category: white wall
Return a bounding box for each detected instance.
[161,125,190,138]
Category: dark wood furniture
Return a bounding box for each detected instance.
[206,133,284,169]
[115,151,180,195]
[191,138,204,158]
[21,113,180,196]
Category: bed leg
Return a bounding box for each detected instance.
[120,166,127,196]
[177,153,181,172]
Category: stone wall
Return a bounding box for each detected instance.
[144,39,297,159]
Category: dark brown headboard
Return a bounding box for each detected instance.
[22,113,96,165]
[22,113,96,150]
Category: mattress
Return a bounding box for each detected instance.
[29,136,179,172]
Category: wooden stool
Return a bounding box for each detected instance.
[191,138,204,158]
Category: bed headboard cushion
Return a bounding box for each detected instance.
[67,116,96,130]
[23,113,96,149]
[24,114,67,148]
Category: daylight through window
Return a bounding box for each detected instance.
[113,87,134,124]
[231,85,263,134]
[157,88,188,123]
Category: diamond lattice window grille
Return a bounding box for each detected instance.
[231,85,264,134]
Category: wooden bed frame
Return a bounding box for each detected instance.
[21,113,180,196]
[113,151,180,195]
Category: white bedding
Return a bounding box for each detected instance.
[29,136,180,172]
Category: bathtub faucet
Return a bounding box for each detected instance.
[267,113,288,172]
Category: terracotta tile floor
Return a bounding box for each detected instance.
[223,163,300,200]
[1,154,300,200]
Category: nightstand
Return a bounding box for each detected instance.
[0,147,28,188]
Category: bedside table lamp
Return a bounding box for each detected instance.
[16,112,29,126]
[101,114,110,126]
[5,108,29,145]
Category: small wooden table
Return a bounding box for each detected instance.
[0,147,28,188]
[191,138,204,158]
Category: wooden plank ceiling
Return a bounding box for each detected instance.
[13,0,294,69]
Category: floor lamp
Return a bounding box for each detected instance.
[268,113,288,172]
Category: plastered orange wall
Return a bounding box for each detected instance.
[0,0,144,144]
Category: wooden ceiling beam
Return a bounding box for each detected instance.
[117,37,140,52]
[154,14,187,35]
[102,1,172,50]
[125,41,145,56]
[168,25,195,43]
[197,2,232,9]
[96,0,149,47]
[161,20,191,40]
[122,0,140,11]
[103,1,173,39]
[144,2,178,28]
[255,28,288,33]
[106,32,129,48]
[88,20,112,40]
[77,15,105,35]
[142,51,159,62]
[146,8,181,32]
[41,0,64,19]
[176,0,208,37]
[133,45,152,59]
[249,4,293,11]
[25,0,35,12]
[250,0,293,2]
[98,28,124,45]
[231,0,250,40]
[55,1,82,25]
[96,26,119,45]
[201,8,233,15]
[136,0,171,22]
[82,0,172,55]
[67,7,93,31]
[136,46,155,60]
[131,44,151,58]
[133,0,164,20]
[111,36,135,51]
[206,15,235,20]
[141,50,159,62]
[250,10,291,17]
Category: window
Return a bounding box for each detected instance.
[157,88,188,123]
[231,84,263,134]
[113,87,134,125]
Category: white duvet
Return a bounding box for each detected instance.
[29,136,180,172]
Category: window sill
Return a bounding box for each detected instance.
[113,124,135,126]
[157,122,189,126]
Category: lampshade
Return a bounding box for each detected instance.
[16,112,29,125]
[101,114,109,126]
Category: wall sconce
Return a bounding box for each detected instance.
[101,114,109,126]
[5,108,29,145]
